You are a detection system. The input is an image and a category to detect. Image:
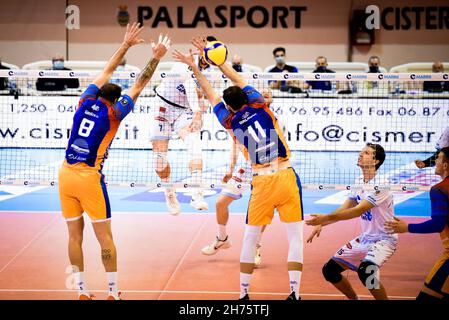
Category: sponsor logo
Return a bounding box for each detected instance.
[39,71,44,77]
[410,74,431,80]
[346,74,352,80]
[160,72,166,78]
[253,74,259,79]
[283,73,290,79]
[443,74,448,80]
[8,70,14,76]
[69,71,75,77]
[314,74,321,79]
[378,74,384,80]
[92,105,99,111]
[129,72,136,78]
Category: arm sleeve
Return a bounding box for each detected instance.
[409,187,448,234]
[242,85,265,105]
[112,94,134,121]
[184,79,200,112]
[213,102,232,129]
[80,84,99,103]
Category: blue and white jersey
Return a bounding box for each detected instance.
[348,176,398,243]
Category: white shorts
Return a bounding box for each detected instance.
[332,236,397,271]
[151,96,194,141]
[221,161,252,199]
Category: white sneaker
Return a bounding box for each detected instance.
[254,246,262,267]
[190,190,209,211]
[165,188,180,215]
[201,236,231,255]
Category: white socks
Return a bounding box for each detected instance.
[239,272,251,298]
[218,224,227,240]
[107,272,118,297]
[74,271,89,295]
[288,270,302,299]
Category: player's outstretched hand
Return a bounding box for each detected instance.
[384,217,408,233]
[172,49,195,67]
[190,111,203,132]
[123,22,145,47]
[306,214,328,226]
[415,159,425,169]
[306,225,322,243]
[151,34,172,60]
[191,35,207,54]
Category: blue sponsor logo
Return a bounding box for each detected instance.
[361,211,373,221]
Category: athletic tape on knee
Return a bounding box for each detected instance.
[285,221,304,263]
[184,132,202,161]
[240,225,262,263]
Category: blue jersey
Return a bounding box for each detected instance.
[213,85,290,167]
[65,84,134,170]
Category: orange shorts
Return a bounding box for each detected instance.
[246,167,304,226]
[424,251,449,296]
[58,163,111,222]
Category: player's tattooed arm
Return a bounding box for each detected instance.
[127,34,171,102]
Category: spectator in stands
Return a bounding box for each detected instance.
[367,56,382,73]
[268,47,301,92]
[423,62,449,92]
[110,58,131,90]
[304,56,335,91]
[0,58,10,90]
[36,54,79,91]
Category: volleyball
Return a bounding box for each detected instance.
[203,41,228,66]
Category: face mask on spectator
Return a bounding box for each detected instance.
[275,56,285,64]
[316,65,327,72]
[232,64,242,72]
[369,65,379,73]
[53,60,64,69]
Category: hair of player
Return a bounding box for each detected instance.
[99,83,122,104]
[366,143,386,170]
[440,147,449,163]
[273,47,286,56]
[206,36,217,41]
[223,86,248,112]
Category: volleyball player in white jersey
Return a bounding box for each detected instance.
[151,55,211,214]
[307,143,398,300]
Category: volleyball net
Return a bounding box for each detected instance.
[0,69,447,191]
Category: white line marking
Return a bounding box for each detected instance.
[158,215,211,300]
[0,288,415,299]
[0,216,58,274]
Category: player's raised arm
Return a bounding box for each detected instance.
[172,49,221,106]
[191,36,247,89]
[127,34,171,102]
[92,22,145,88]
